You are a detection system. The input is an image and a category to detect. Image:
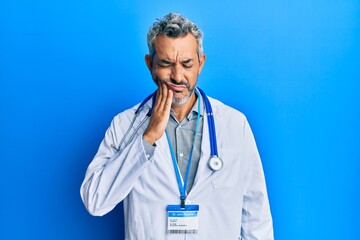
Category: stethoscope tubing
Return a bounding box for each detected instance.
[114,87,222,171]
[137,87,219,158]
[197,88,218,157]
[135,90,156,115]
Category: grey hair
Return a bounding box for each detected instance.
[147,13,204,58]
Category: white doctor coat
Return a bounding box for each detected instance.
[80,96,273,240]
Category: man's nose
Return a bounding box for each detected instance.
[170,64,183,82]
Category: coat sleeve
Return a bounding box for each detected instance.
[241,119,274,240]
[80,112,153,216]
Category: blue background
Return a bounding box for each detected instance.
[1,0,359,239]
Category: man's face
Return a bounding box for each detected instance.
[145,34,206,106]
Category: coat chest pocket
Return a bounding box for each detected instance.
[211,148,243,189]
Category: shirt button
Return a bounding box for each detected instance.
[146,154,150,159]
[179,153,184,157]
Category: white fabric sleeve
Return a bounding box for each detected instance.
[241,119,274,240]
[142,136,156,159]
[80,114,153,216]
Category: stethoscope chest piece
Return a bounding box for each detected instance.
[209,156,223,171]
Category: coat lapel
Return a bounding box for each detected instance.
[191,110,213,190]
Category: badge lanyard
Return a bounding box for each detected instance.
[165,90,201,208]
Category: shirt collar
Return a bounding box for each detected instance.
[186,91,204,120]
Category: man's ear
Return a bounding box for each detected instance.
[145,54,153,73]
[198,53,206,75]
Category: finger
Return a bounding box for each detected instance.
[158,81,168,110]
[154,79,163,109]
[164,89,173,112]
[161,81,168,102]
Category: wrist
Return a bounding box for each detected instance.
[143,132,157,145]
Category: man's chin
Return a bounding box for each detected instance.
[172,98,187,106]
[171,90,194,106]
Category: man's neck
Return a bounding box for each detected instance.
[171,93,197,122]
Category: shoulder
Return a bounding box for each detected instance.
[108,101,148,131]
[113,106,136,122]
[113,99,151,122]
[208,96,247,123]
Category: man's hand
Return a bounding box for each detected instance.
[143,81,173,145]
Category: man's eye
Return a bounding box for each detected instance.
[158,64,171,68]
[183,65,193,69]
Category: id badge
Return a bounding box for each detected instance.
[167,205,199,234]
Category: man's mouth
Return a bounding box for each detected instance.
[162,81,188,93]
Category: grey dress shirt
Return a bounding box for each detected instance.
[143,94,204,193]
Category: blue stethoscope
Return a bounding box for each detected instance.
[112,87,223,172]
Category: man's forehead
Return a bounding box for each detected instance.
[153,34,198,59]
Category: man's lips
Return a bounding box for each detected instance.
[164,82,187,92]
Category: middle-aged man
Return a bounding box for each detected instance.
[81,13,273,239]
